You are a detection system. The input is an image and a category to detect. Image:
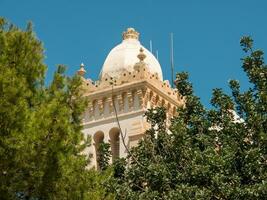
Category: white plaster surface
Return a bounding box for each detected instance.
[100,38,163,81]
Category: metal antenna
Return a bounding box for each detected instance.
[150,40,153,53]
[170,33,174,88]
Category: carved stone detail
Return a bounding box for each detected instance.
[122,28,139,40]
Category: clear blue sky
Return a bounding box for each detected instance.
[1,0,267,107]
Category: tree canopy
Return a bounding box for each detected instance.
[1,17,266,200]
[108,36,267,199]
[0,18,113,200]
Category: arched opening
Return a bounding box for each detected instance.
[93,131,104,170]
[109,127,120,163]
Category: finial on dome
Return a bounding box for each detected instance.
[77,62,86,76]
[122,28,139,40]
[134,48,147,72]
[137,48,146,62]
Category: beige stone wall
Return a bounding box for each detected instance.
[81,64,184,169]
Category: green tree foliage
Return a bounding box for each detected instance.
[109,37,267,199]
[1,16,266,200]
[0,18,112,200]
[97,142,111,171]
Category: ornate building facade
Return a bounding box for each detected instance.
[78,28,184,169]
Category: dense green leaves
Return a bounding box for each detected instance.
[98,142,112,171]
[108,36,267,199]
[0,18,111,200]
[1,16,266,199]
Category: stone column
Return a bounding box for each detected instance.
[121,92,127,112]
[93,99,100,119]
[103,98,109,117]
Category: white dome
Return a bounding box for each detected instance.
[100,28,163,81]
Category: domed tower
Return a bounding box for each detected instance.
[100,28,163,81]
[79,28,184,169]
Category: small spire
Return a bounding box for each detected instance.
[137,48,146,62]
[77,63,86,76]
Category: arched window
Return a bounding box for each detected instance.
[109,127,120,163]
[93,131,104,170]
